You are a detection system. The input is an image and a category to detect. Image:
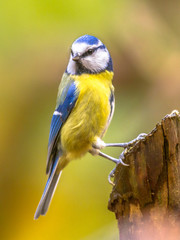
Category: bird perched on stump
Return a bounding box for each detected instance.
[34,34,144,219]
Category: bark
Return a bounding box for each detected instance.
[108,110,180,240]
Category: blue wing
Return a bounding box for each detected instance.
[46,81,78,174]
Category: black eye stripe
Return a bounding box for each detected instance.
[81,48,95,58]
[71,45,106,59]
[81,45,106,58]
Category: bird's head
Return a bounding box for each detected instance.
[66,35,113,75]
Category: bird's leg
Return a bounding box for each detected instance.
[104,133,147,149]
[90,138,128,166]
[98,151,128,166]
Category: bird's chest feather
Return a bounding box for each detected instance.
[61,73,113,156]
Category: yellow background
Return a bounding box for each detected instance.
[1,0,180,239]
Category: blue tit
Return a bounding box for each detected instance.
[34,34,139,219]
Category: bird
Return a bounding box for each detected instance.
[34,34,145,219]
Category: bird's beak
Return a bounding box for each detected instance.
[72,53,80,61]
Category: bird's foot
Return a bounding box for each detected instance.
[108,150,127,185]
[105,133,147,149]
[91,133,147,185]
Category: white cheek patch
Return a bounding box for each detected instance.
[82,49,109,72]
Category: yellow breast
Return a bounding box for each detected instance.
[61,70,114,159]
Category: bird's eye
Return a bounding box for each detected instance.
[87,49,93,55]
[71,49,73,56]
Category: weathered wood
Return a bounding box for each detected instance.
[108,110,180,240]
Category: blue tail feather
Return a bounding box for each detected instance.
[34,156,61,219]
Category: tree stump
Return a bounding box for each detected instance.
[108,110,180,240]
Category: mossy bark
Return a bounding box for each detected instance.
[108,110,180,240]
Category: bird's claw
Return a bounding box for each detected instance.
[118,151,129,166]
[125,132,147,149]
[108,168,116,185]
[108,151,128,185]
[106,133,147,185]
[136,133,147,141]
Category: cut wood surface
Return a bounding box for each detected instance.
[108,110,180,240]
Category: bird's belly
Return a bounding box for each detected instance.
[60,92,110,159]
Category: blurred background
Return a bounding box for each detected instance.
[1,0,180,239]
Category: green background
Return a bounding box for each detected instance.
[1,0,180,239]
